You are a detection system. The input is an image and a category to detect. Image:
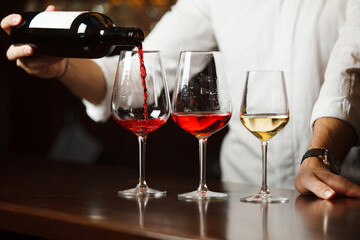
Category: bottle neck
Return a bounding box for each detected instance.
[103,27,144,47]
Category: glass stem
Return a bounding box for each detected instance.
[138,135,148,189]
[260,141,269,194]
[198,138,209,192]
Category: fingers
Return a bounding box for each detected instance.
[45,5,57,11]
[1,5,56,34]
[295,170,360,199]
[7,44,33,61]
[16,56,66,79]
[18,55,63,69]
[1,5,56,35]
[1,14,22,35]
[322,173,360,198]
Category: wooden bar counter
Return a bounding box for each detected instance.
[0,155,359,239]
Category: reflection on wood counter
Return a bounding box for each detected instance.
[0,155,359,239]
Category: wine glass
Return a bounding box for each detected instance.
[111,50,170,198]
[240,70,289,203]
[172,51,232,200]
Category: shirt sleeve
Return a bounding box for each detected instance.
[311,0,360,141]
[83,0,217,122]
[82,56,118,122]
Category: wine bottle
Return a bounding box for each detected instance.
[10,11,144,58]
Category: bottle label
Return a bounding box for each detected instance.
[29,11,86,29]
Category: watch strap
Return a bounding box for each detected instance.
[301,148,341,175]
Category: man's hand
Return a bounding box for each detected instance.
[295,118,360,199]
[1,5,68,79]
[295,157,360,199]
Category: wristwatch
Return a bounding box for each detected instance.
[301,148,341,175]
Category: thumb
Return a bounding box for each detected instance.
[312,183,336,199]
[296,171,336,199]
[314,183,335,199]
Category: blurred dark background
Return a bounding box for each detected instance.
[0,0,227,179]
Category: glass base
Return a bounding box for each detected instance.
[240,193,288,203]
[118,185,166,198]
[178,189,228,201]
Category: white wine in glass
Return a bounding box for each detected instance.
[240,70,289,203]
[240,114,289,142]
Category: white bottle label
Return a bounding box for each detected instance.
[29,11,86,29]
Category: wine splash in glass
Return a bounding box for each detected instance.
[240,70,289,203]
[111,49,170,198]
[172,51,232,200]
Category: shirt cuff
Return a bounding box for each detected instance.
[311,96,360,144]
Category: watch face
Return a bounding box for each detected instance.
[327,150,341,175]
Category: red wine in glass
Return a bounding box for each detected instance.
[172,112,231,138]
[172,51,232,200]
[112,118,167,136]
[111,49,170,198]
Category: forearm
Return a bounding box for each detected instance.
[58,58,106,105]
[301,117,356,171]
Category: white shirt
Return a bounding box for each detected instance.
[84,0,360,189]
